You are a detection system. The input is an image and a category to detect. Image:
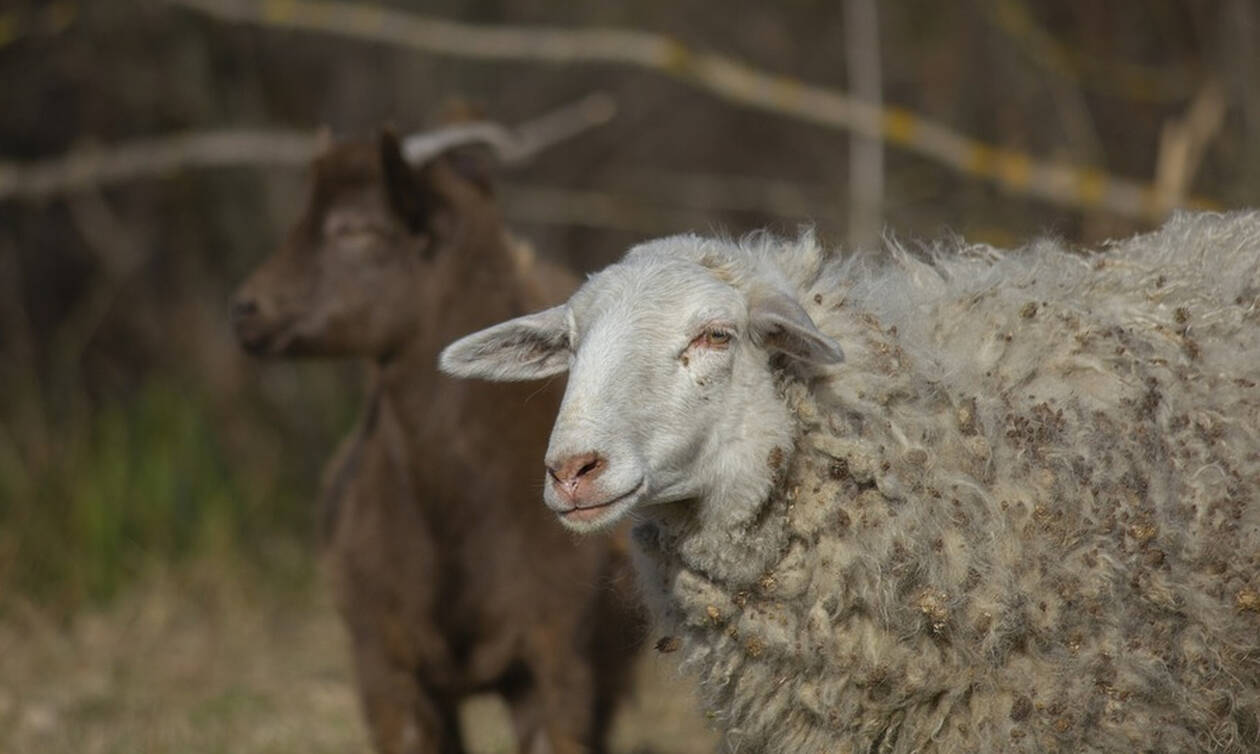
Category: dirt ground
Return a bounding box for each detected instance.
[0,561,716,754]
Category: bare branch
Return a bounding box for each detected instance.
[0,92,617,202]
[1154,81,1227,210]
[0,136,846,235]
[0,130,320,202]
[982,0,1195,104]
[844,0,883,249]
[163,0,1223,221]
[402,92,617,164]
[512,91,618,159]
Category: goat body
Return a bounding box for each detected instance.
[234,133,642,754]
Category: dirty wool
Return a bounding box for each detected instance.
[633,211,1260,752]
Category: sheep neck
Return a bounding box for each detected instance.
[639,370,805,587]
[694,370,798,537]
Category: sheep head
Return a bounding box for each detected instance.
[440,235,843,532]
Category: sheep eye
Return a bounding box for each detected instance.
[688,328,733,351]
[705,329,732,346]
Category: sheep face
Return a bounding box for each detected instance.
[441,238,843,532]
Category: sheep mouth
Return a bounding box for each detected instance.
[557,479,645,531]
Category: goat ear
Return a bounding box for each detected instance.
[439,305,571,381]
[748,289,845,365]
[441,144,497,197]
[379,127,435,234]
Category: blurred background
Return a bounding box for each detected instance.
[1,0,1258,751]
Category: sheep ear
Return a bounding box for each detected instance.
[439,305,571,381]
[749,290,845,365]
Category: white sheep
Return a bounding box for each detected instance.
[440,211,1260,752]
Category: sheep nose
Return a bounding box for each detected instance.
[546,452,606,500]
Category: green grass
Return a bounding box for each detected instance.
[0,378,328,613]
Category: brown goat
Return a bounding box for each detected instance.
[231,132,643,754]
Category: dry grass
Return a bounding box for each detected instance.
[0,558,716,754]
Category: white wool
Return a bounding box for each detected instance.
[630,211,1260,752]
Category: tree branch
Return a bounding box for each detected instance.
[162,0,1222,221]
[0,92,615,202]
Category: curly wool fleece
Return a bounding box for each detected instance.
[631,211,1260,753]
